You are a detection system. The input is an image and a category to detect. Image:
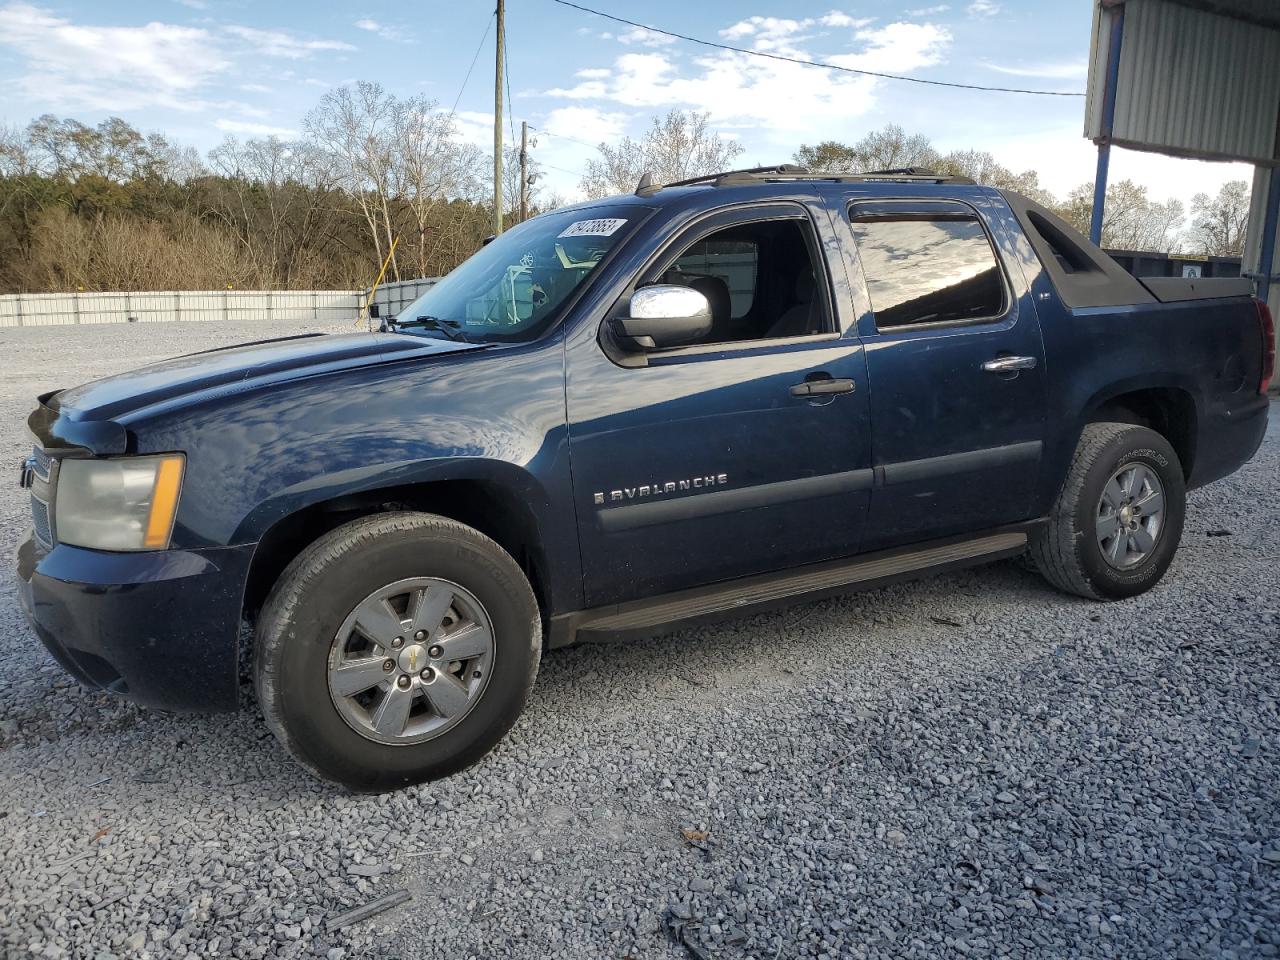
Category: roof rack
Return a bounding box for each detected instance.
[653,164,977,190]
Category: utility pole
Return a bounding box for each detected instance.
[519,120,529,223]
[493,0,505,235]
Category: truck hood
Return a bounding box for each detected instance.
[33,332,487,454]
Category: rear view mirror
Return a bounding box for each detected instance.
[612,285,712,350]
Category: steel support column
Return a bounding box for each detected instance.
[1257,165,1280,305]
[1090,3,1126,246]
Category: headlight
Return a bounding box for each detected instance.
[56,455,185,551]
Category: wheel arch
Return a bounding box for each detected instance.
[1079,380,1199,480]
[241,468,564,629]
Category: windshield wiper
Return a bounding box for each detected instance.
[386,315,472,343]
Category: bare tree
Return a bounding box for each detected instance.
[1058,179,1184,252]
[936,149,1056,206]
[24,115,184,181]
[393,104,483,277]
[207,135,342,286]
[305,82,403,279]
[796,124,941,173]
[0,123,35,177]
[850,124,940,171]
[1187,180,1250,256]
[580,110,744,198]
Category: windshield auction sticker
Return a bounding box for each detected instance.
[557,218,627,238]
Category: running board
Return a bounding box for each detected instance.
[549,525,1036,647]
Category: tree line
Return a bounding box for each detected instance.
[0,83,551,295]
[0,94,1251,296]
[579,115,1251,259]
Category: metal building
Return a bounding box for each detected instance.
[1084,0,1280,325]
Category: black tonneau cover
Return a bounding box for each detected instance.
[1138,276,1254,303]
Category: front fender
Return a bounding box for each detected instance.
[231,455,556,544]
[126,338,573,549]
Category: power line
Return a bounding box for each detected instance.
[529,125,598,150]
[449,10,494,119]
[539,159,589,179]
[549,0,1086,97]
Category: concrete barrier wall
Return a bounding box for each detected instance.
[0,277,447,328]
[0,290,364,328]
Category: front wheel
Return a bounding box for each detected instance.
[1030,423,1186,600]
[254,512,541,792]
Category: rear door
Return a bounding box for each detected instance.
[840,196,1048,551]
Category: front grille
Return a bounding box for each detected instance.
[31,495,52,546]
[30,446,51,482]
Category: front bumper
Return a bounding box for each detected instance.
[15,535,254,712]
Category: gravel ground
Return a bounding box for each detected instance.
[0,320,1277,960]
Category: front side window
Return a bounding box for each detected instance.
[646,216,830,347]
[850,210,1005,330]
[392,205,640,343]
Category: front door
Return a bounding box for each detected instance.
[566,200,873,608]
[841,196,1048,551]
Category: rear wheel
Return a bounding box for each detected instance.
[1030,423,1185,600]
[255,512,540,791]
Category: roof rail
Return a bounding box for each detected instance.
[664,164,809,188]
[658,164,976,190]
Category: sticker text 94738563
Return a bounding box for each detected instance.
[557,218,627,239]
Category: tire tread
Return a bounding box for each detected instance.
[1031,422,1145,600]
[253,511,540,789]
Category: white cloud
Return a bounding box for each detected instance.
[722,16,810,42]
[542,19,951,140]
[967,0,999,17]
[224,25,355,59]
[354,17,409,41]
[982,59,1086,80]
[616,26,676,47]
[575,67,610,79]
[906,4,950,15]
[214,118,298,137]
[0,2,229,111]
[819,11,867,29]
[830,22,950,74]
[0,3,359,113]
[543,105,627,146]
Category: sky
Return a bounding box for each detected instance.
[0,0,1255,210]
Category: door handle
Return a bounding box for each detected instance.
[790,377,855,397]
[981,355,1037,373]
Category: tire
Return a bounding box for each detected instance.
[1030,422,1186,601]
[254,512,541,792]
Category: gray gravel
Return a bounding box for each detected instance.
[1,320,1278,960]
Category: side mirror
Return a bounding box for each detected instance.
[612,285,712,350]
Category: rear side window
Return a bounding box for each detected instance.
[849,211,1005,329]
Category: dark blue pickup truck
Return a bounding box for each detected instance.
[17,166,1274,790]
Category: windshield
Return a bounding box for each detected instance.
[390,205,640,343]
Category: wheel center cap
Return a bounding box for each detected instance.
[1119,505,1135,525]
[398,644,428,674]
